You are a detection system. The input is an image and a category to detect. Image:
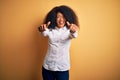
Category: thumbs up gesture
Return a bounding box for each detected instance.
[38,21,51,32]
[67,21,78,33]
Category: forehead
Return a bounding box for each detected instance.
[57,12,64,16]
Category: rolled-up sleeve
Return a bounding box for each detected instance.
[69,31,78,38]
[41,28,50,37]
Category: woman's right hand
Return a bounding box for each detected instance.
[38,21,51,32]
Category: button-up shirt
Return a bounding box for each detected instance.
[41,26,78,71]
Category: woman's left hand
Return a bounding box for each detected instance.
[67,21,78,33]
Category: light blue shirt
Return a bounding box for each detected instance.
[41,26,78,71]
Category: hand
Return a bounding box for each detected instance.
[67,21,78,33]
[38,21,51,32]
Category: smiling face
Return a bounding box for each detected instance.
[56,12,66,28]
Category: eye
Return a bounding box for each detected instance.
[57,16,60,18]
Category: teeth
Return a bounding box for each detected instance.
[60,22,63,24]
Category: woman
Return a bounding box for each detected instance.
[38,5,79,80]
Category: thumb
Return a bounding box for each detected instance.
[46,21,51,27]
[66,21,71,27]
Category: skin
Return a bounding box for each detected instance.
[56,12,66,28]
[39,12,78,33]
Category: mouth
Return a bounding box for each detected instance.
[57,21,66,27]
[58,21,65,25]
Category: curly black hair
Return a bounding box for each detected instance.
[43,5,79,29]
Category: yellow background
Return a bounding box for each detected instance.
[0,0,120,80]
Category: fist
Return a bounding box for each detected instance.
[66,21,78,33]
[38,21,51,32]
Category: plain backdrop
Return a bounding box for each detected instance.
[0,0,120,80]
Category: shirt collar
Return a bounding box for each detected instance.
[55,26,67,31]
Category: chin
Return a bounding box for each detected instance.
[57,25,65,28]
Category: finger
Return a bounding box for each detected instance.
[66,21,71,27]
[40,25,43,30]
[70,27,76,33]
[71,26,74,31]
[73,26,78,32]
[39,25,43,32]
[43,24,47,30]
[73,24,78,30]
[38,27,41,31]
[47,21,51,27]
[70,24,74,29]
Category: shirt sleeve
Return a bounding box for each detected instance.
[41,28,50,37]
[69,31,78,38]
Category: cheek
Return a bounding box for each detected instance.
[63,18,66,22]
[56,18,59,23]
[56,18,66,23]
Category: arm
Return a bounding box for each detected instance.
[67,21,79,38]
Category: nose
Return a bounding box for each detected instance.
[59,18,64,21]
